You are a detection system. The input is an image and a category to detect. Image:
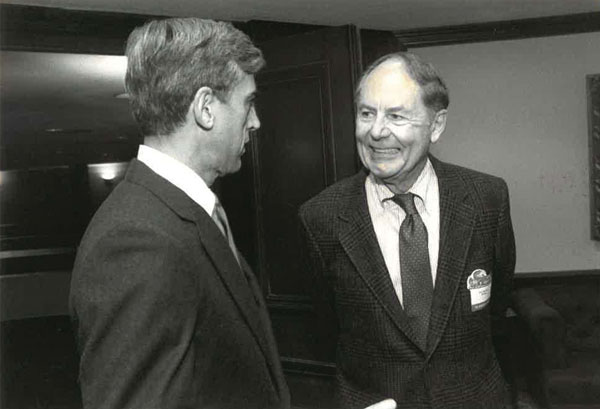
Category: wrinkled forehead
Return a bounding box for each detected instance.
[358,61,422,107]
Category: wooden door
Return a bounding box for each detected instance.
[219,25,362,405]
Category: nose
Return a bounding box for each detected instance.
[369,114,390,140]
[247,105,261,131]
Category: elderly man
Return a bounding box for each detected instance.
[299,52,516,409]
[70,18,287,409]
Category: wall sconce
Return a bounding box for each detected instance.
[88,162,126,186]
[100,167,118,184]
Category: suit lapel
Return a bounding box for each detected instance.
[193,209,273,352]
[126,160,281,387]
[426,157,476,356]
[194,211,286,393]
[338,171,423,349]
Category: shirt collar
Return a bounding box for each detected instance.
[137,144,216,215]
[368,158,436,214]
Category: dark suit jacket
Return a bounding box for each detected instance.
[70,159,290,409]
[299,156,516,409]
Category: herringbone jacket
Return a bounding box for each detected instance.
[299,156,516,409]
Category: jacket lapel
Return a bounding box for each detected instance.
[193,209,274,356]
[126,160,281,388]
[337,171,423,349]
[195,211,286,395]
[426,157,476,356]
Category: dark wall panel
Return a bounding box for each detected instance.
[254,64,333,300]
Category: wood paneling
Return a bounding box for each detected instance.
[219,28,361,403]
[221,26,360,309]
[395,11,600,48]
[0,271,72,321]
[253,63,334,303]
[1,316,81,409]
[0,163,128,274]
[0,4,324,55]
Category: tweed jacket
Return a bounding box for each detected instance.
[299,156,516,409]
[70,159,290,409]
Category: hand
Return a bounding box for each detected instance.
[364,398,397,409]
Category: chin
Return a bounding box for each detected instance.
[366,159,397,175]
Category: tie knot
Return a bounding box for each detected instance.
[392,193,419,215]
[213,199,223,215]
[212,199,228,236]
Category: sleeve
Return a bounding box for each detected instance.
[490,180,517,386]
[298,210,338,361]
[491,180,516,323]
[70,223,200,409]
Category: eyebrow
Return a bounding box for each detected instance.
[357,103,375,110]
[386,106,408,113]
[357,103,408,113]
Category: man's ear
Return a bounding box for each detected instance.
[192,87,216,130]
[429,109,447,144]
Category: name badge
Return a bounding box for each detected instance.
[467,269,492,312]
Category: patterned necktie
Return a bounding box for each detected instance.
[392,193,433,348]
[211,198,241,266]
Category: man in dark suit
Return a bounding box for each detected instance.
[70,17,398,409]
[299,52,516,409]
[69,18,289,409]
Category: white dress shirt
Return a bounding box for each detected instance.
[365,159,440,306]
[137,144,216,216]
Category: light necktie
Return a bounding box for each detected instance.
[392,193,433,348]
[211,198,240,266]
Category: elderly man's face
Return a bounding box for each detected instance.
[355,61,440,192]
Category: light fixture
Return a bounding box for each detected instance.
[87,162,127,184]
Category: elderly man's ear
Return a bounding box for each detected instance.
[193,87,215,130]
[430,109,448,144]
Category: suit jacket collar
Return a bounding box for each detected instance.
[124,159,286,394]
[426,156,476,357]
[338,156,476,355]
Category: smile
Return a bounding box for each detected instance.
[370,147,400,154]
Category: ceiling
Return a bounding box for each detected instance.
[3,0,600,30]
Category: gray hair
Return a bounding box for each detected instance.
[355,52,449,113]
[125,18,265,136]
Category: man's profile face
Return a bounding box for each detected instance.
[355,61,437,191]
[212,73,260,176]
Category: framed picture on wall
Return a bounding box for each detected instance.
[588,73,600,240]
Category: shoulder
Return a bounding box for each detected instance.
[298,171,365,243]
[299,170,365,221]
[449,161,506,185]
[433,159,510,214]
[78,180,194,260]
[435,157,508,190]
[72,182,200,301]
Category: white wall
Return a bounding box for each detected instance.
[415,32,600,273]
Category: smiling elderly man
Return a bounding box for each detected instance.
[299,52,516,409]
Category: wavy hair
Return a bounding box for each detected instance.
[125,18,265,136]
